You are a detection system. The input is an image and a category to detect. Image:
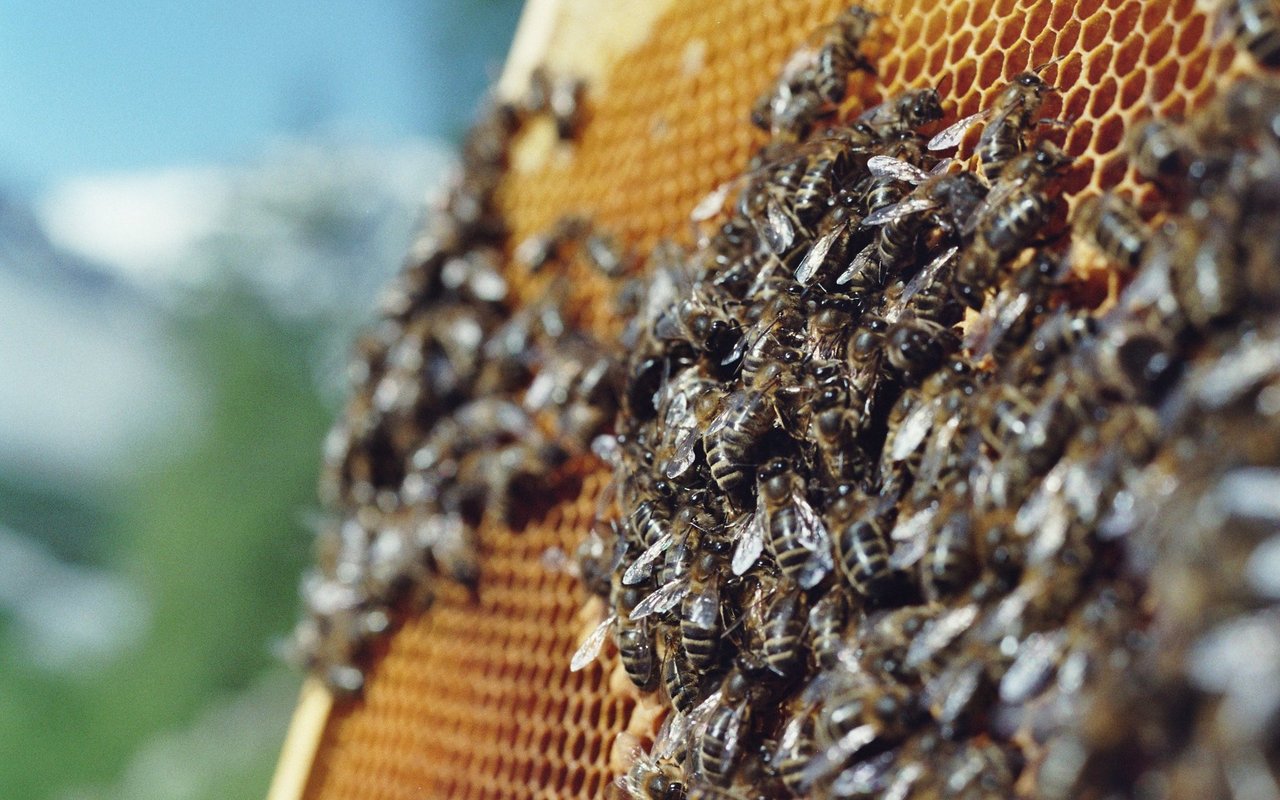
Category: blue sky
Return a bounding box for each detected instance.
[0,0,520,190]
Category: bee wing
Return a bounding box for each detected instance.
[912,242,959,290]
[800,723,879,790]
[631,577,690,620]
[963,178,1019,237]
[792,492,835,588]
[795,221,848,286]
[862,195,940,226]
[652,710,689,761]
[666,424,701,479]
[890,397,939,462]
[731,506,768,576]
[691,177,739,222]
[622,529,675,585]
[570,613,617,671]
[763,195,797,254]
[927,109,991,150]
[888,504,939,570]
[685,582,721,629]
[706,390,743,438]
[836,243,878,286]
[867,154,932,184]
[905,603,979,669]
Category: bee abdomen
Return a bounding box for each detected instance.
[835,519,895,598]
[617,623,659,691]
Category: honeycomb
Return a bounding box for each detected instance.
[285,1,1249,798]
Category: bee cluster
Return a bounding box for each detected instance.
[558,6,1280,799]
[286,72,617,694]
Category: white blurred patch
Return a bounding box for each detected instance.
[37,169,231,286]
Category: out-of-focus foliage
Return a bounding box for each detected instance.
[0,3,525,797]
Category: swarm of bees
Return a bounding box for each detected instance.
[287,1,1280,796]
[285,70,614,694]
[560,5,1280,798]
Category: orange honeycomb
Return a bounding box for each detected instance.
[289,1,1245,798]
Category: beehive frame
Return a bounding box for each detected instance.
[271,1,1247,798]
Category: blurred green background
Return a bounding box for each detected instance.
[0,2,522,798]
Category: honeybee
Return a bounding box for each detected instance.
[853,313,959,386]
[1077,192,1149,270]
[755,458,835,588]
[618,615,661,692]
[794,203,860,288]
[812,6,880,103]
[662,632,705,714]
[1008,305,1098,381]
[615,750,686,800]
[681,553,725,671]
[808,590,851,670]
[774,707,818,797]
[859,87,944,136]
[751,7,879,138]
[920,506,979,600]
[704,387,778,501]
[929,66,1062,179]
[964,249,1062,363]
[805,292,861,361]
[1092,317,1180,403]
[1128,117,1197,191]
[956,141,1074,309]
[624,489,718,586]
[656,370,726,482]
[760,582,809,676]
[1169,197,1244,330]
[584,230,632,277]
[804,676,917,789]
[697,671,755,786]
[549,73,587,140]
[1215,0,1280,68]
[828,488,899,602]
[807,362,871,484]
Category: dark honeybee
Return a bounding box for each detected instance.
[1169,197,1245,330]
[793,140,854,225]
[618,613,660,691]
[514,215,589,272]
[774,708,817,797]
[549,73,586,140]
[1220,0,1280,68]
[812,6,879,104]
[929,67,1060,179]
[1128,117,1197,191]
[704,387,776,501]
[662,632,704,714]
[808,590,850,670]
[1008,306,1097,381]
[756,458,835,588]
[616,752,686,800]
[698,671,755,786]
[956,141,1073,309]
[584,231,631,277]
[859,87,944,136]
[1077,192,1149,271]
[806,677,917,788]
[1093,318,1180,403]
[760,582,809,676]
[920,507,979,600]
[853,313,959,387]
[807,362,870,483]
[827,487,898,602]
[681,553,724,671]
